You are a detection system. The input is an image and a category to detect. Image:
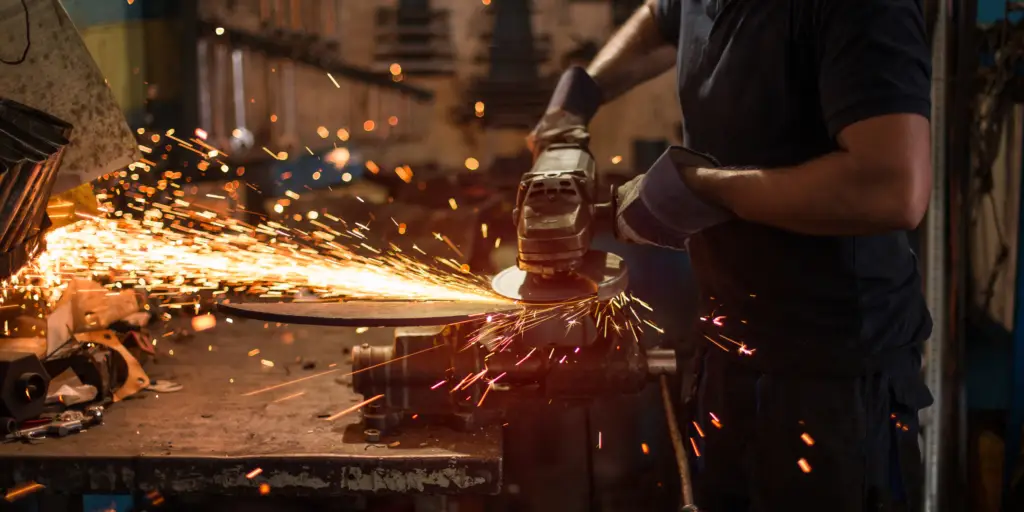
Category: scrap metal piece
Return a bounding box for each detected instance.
[75,331,149,403]
[219,300,521,327]
[491,250,627,303]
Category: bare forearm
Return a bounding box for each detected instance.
[688,152,930,236]
[586,1,676,102]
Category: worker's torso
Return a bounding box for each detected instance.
[671,0,932,374]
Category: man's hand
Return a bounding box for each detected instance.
[527,67,603,158]
[613,147,732,249]
[527,1,674,159]
[526,110,591,158]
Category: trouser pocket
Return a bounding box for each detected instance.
[885,374,933,511]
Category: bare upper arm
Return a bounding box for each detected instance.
[835,113,932,228]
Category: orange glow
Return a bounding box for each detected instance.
[801,433,815,446]
[363,120,375,131]
[641,443,650,455]
[797,458,812,473]
[191,314,216,332]
[388,116,399,126]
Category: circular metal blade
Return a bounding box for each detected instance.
[491,251,628,303]
[218,300,522,327]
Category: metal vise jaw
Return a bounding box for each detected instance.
[350,318,677,434]
[350,323,503,435]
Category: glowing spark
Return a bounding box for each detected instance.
[248,349,261,357]
[712,315,726,327]
[690,437,701,457]
[246,468,263,479]
[431,380,446,390]
[242,369,340,396]
[355,327,369,334]
[611,155,623,164]
[327,73,340,88]
[797,458,812,473]
[641,443,650,455]
[710,412,722,429]
[515,347,537,366]
[215,26,225,35]
[693,421,705,438]
[448,198,458,210]
[477,384,492,406]
[481,223,488,238]
[324,394,385,421]
[597,431,602,449]
[4,482,44,502]
[261,359,274,367]
[192,314,216,332]
[801,433,815,446]
[270,391,304,403]
[465,158,479,171]
[259,483,271,495]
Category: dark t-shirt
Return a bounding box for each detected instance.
[652,0,933,375]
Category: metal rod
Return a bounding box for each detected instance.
[659,375,695,509]
[923,0,950,508]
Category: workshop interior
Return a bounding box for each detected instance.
[0,0,1022,511]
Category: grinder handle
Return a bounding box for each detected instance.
[593,185,617,239]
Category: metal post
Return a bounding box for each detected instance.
[1005,107,1024,511]
[923,0,950,509]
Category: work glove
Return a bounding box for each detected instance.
[613,147,732,250]
[526,67,604,158]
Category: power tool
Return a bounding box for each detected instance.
[491,143,626,303]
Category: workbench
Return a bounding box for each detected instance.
[0,319,503,497]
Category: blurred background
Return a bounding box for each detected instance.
[0,0,1023,511]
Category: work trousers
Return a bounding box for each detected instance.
[688,349,931,512]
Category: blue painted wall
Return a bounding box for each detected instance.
[978,0,1023,24]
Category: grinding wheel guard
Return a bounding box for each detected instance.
[616,146,732,250]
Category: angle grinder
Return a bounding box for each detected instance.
[491,143,626,303]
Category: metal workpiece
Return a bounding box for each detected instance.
[220,300,522,327]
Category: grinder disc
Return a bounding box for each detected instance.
[491,251,628,303]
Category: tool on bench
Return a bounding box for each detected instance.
[6,405,103,441]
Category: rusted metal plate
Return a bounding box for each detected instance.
[0,320,502,495]
[219,301,521,327]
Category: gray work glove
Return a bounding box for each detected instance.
[526,67,604,158]
[614,147,733,250]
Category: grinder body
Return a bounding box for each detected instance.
[513,143,599,277]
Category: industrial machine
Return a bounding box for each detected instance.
[0,0,140,434]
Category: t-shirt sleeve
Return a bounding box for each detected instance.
[652,0,682,45]
[816,0,931,138]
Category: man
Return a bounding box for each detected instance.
[529,0,936,510]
